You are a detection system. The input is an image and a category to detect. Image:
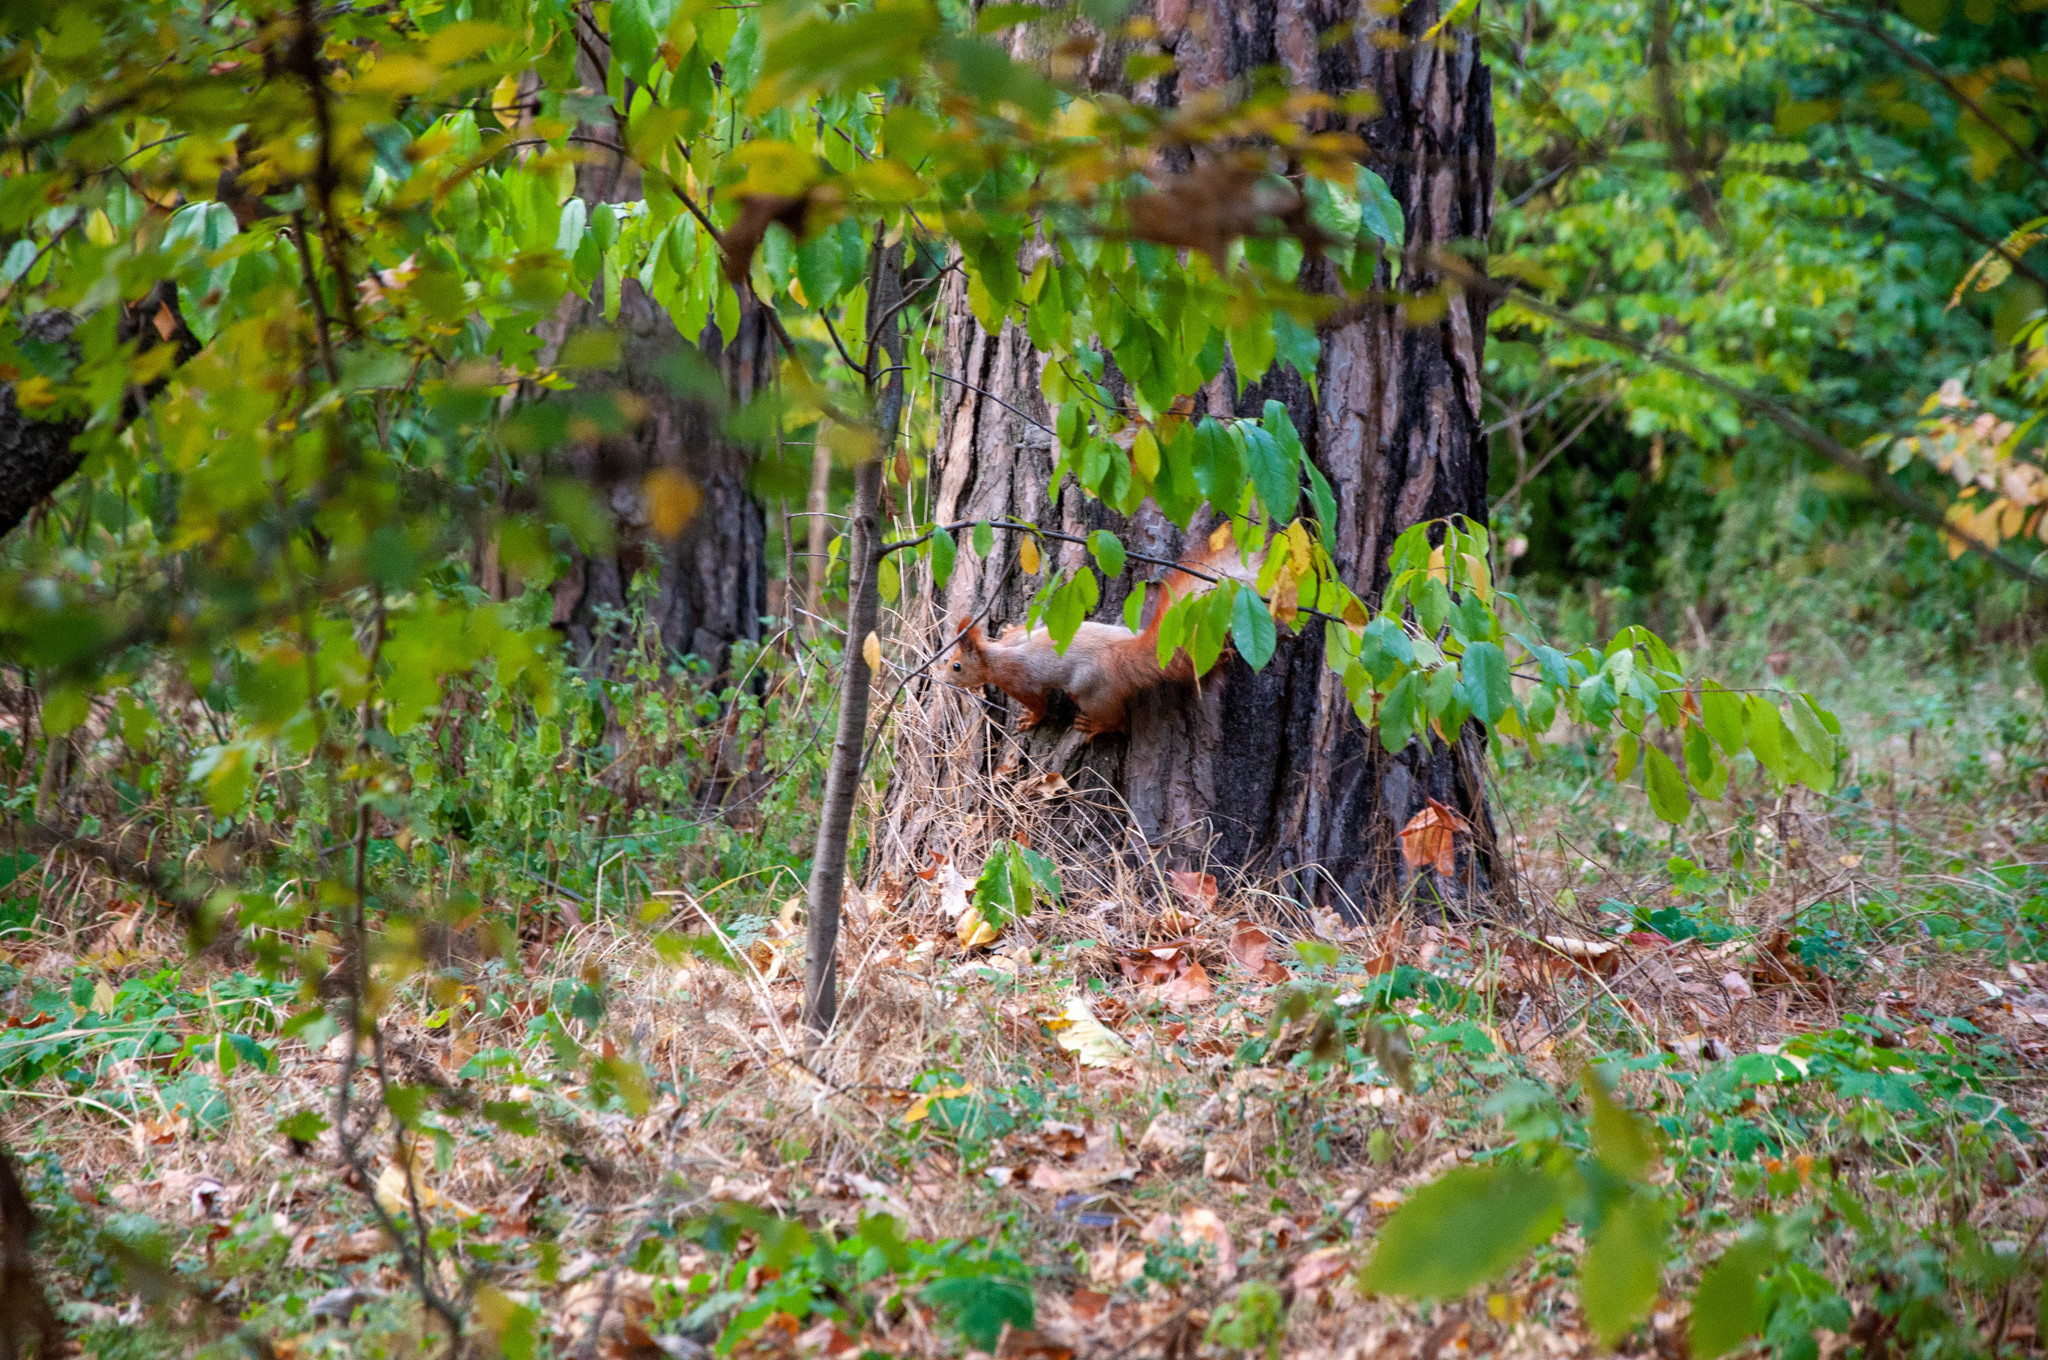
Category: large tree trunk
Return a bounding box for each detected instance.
[543,42,769,677]
[881,0,1507,920]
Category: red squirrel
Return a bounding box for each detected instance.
[943,535,1257,737]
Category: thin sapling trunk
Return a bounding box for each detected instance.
[801,245,906,1041]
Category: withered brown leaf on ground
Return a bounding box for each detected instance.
[1227,923,1290,984]
[1398,799,1471,876]
[1167,869,1218,914]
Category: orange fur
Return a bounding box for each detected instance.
[943,534,1260,738]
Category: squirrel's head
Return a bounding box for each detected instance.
[943,616,990,688]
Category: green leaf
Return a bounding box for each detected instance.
[482,1100,540,1137]
[1614,730,1640,781]
[1581,1193,1667,1343]
[1190,417,1244,516]
[610,0,659,84]
[1231,588,1277,669]
[1088,529,1126,577]
[1782,695,1836,794]
[1589,1078,1655,1180]
[1361,1164,1566,1299]
[1643,745,1691,825]
[1379,670,1422,753]
[922,1275,1035,1351]
[1241,420,1297,521]
[973,521,994,558]
[1745,697,1796,784]
[1124,589,1144,630]
[1459,641,1512,726]
[1356,166,1406,254]
[929,527,956,588]
[2027,640,2048,697]
[878,554,901,605]
[1691,1236,1777,1360]
[1415,575,1451,636]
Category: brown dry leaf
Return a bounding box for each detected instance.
[1167,870,1219,914]
[1069,1289,1110,1324]
[935,862,974,919]
[794,1316,862,1357]
[1019,771,1071,800]
[1398,799,1471,876]
[1158,959,1214,1007]
[1118,947,1185,988]
[996,1326,1075,1360]
[1541,935,1621,978]
[1227,924,1290,984]
[1365,920,1405,976]
[1290,1245,1356,1293]
[912,851,947,882]
[330,1226,391,1264]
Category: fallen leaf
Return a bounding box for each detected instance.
[1069,1289,1110,1324]
[1019,771,1071,800]
[1721,970,1755,1000]
[1167,870,1219,913]
[935,862,974,919]
[1541,935,1621,978]
[1365,920,1405,976]
[1158,959,1214,1006]
[957,907,1000,949]
[913,851,948,882]
[373,1143,469,1219]
[1227,924,1290,984]
[1397,798,1471,876]
[902,1083,976,1126]
[1290,1245,1355,1292]
[1050,995,1129,1069]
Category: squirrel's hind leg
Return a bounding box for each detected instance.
[1073,701,1128,739]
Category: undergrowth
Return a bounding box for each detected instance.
[2,553,2045,1360]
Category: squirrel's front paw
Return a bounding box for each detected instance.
[1015,709,1043,731]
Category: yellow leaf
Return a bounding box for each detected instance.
[957,907,1000,949]
[373,1145,468,1218]
[903,1082,976,1125]
[1018,537,1041,575]
[643,468,702,538]
[1286,521,1312,575]
[862,631,882,671]
[1052,995,1129,1069]
[490,73,524,128]
[84,210,117,247]
[1459,551,1492,604]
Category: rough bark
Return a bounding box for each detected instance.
[543,44,770,677]
[0,285,198,542]
[882,0,1506,920]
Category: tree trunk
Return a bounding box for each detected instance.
[0,285,199,542]
[881,0,1507,920]
[543,43,769,677]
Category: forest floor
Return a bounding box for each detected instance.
[3,609,2046,1360]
